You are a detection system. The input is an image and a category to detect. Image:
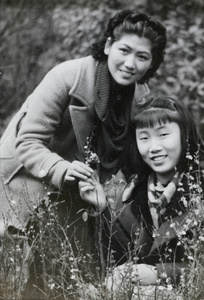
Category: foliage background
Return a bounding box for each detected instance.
[0,2,204,298]
[1,0,204,142]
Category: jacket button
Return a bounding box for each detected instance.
[39,169,47,178]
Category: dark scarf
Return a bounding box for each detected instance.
[94,61,135,183]
[148,172,181,229]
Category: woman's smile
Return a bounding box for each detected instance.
[104,34,152,86]
[120,69,135,76]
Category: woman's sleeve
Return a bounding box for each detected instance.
[15,66,72,189]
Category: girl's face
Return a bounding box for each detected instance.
[104,33,152,86]
[136,122,182,184]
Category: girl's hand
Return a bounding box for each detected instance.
[131,264,158,285]
[78,174,107,211]
[105,263,158,291]
[64,160,94,183]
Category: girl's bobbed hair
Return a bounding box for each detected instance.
[91,10,167,83]
[125,97,201,178]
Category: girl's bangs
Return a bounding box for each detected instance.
[134,108,179,129]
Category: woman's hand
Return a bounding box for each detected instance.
[64,160,94,183]
[78,173,107,211]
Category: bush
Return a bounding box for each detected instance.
[149,9,204,141]
[1,1,204,142]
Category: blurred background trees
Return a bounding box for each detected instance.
[1,0,204,142]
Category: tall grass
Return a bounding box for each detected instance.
[0,170,203,300]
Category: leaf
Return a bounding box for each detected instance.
[82,211,88,222]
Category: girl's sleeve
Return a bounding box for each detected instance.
[156,262,188,285]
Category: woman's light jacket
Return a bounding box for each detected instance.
[0,55,150,231]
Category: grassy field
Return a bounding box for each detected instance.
[0,175,204,300]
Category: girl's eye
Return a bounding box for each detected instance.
[160,133,169,137]
[139,136,148,140]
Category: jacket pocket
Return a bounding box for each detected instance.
[0,157,23,185]
[0,112,26,159]
[0,129,23,183]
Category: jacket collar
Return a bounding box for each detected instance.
[69,56,150,108]
[69,56,98,107]
[68,56,150,158]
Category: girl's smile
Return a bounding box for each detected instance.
[136,122,182,184]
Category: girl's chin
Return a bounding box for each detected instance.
[155,170,176,184]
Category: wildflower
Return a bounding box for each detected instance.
[9,257,14,264]
[170,222,175,228]
[84,135,100,168]
[15,245,21,252]
[158,285,166,290]
[177,187,185,192]
[82,211,88,222]
[181,196,188,207]
[133,256,139,263]
[165,231,170,237]
[187,256,194,261]
[186,153,193,160]
[152,230,160,238]
[48,283,55,290]
[160,272,167,279]
[167,284,173,291]
[71,268,79,273]
[199,236,204,242]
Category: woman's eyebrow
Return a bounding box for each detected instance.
[119,43,131,49]
[120,43,151,55]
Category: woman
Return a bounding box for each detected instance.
[0,10,166,237]
[79,97,204,291]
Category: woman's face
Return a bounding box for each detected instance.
[136,122,182,184]
[104,33,152,86]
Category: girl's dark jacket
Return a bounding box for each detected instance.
[102,173,203,284]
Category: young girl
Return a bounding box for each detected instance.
[79,96,204,290]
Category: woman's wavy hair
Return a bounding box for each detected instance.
[125,97,201,179]
[91,10,167,83]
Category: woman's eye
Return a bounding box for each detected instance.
[120,48,128,53]
[138,55,148,61]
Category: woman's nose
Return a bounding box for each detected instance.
[124,55,136,69]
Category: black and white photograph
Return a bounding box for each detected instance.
[0,0,204,299]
